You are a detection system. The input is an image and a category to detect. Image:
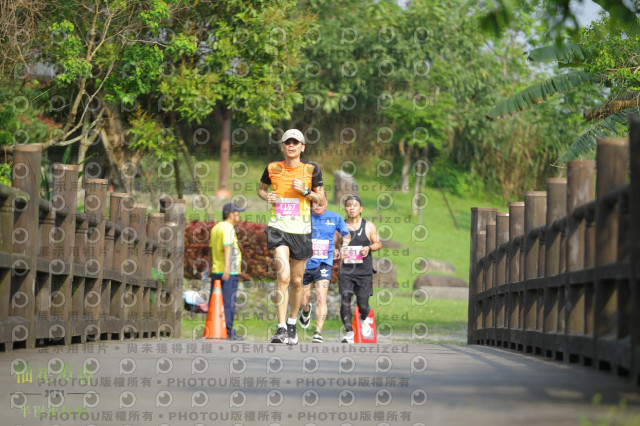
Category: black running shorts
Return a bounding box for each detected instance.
[265,227,312,260]
[338,272,373,298]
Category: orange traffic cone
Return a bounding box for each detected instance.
[203,279,227,339]
[352,306,377,343]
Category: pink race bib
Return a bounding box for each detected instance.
[344,246,363,264]
[312,239,330,259]
[275,198,301,219]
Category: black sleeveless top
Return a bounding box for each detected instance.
[341,219,373,276]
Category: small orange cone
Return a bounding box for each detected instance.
[203,279,227,339]
[352,306,377,343]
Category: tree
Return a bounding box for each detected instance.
[487,16,640,161]
[180,0,314,197]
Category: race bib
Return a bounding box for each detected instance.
[275,198,301,219]
[343,246,363,264]
[312,239,330,259]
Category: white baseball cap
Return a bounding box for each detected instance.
[281,129,305,144]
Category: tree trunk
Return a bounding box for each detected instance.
[101,102,129,192]
[173,158,183,199]
[398,138,412,193]
[214,106,232,198]
[174,116,214,219]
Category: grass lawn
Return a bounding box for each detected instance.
[182,288,468,345]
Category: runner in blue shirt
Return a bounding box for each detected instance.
[298,198,350,342]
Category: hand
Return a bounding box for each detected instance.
[222,270,230,281]
[360,246,370,257]
[333,249,341,260]
[267,191,278,204]
[292,178,306,194]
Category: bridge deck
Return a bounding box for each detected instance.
[2,340,639,425]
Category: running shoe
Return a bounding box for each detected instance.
[341,331,354,343]
[311,332,323,343]
[299,304,312,329]
[270,326,287,344]
[287,323,298,345]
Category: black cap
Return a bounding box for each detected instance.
[343,194,362,206]
[223,202,246,215]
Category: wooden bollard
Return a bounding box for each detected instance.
[628,114,640,385]
[468,207,496,343]
[160,198,186,339]
[544,178,566,336]
[508,202,524,284]
[594,137,629,366]
[51,163,79,345]
[147,213,165,336]
[565,160,595,350]
[495,212,509,330]
[109,192,132,338]
[524,191,546,335]
[84,179,108,338]
[11,145,41,349]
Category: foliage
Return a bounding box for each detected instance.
[0,162,11,186]
[128,108,179,162]
[487,16,639,162]
[479,0,639,41]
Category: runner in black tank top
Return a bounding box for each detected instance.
[338,195,381,343]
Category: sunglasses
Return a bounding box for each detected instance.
[282,139,301,146]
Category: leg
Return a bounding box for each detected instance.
[300,278,312,312]
[314,279,330,332]
[340,291,354,332]
[221,275,238,335]
[272,246,291,325]
[288,258,307,320]
[355,275,373,320]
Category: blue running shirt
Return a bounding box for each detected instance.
[307,209,350,269]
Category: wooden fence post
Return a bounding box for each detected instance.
[629,114,640,385]
[544,178,567,358]
[495,212,509,344]
[468,207,496,344]
[11,145,41,349]
[524,191,546,353]
[565,160,595,362]
[51,163,79,345]
[84,179,108,340]
[507,202,524,349]
[594,138,628,371]
[160,198,186,339]
[109,193,132,340]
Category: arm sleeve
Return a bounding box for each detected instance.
[260,166,271,185]
[311,163,323,188]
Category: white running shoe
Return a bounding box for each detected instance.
[341,331,354,343]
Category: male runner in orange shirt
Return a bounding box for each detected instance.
[258,129,325,344]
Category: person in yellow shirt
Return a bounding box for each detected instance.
[258,129,325,345]
[209,202,245,340]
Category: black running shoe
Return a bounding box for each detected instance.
[287,323,298,345]
[299,304,311,329]
[270,326,287,344]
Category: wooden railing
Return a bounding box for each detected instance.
[468,116,640,385]
[0,145,185,351]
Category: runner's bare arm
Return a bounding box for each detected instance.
[362,221,381,257]
[304,185,325,205]
[258,182,277,203]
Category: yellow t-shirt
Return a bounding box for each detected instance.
[209,221,241,274]
[260,160,323,234]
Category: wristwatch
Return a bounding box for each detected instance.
[302,188,309,196]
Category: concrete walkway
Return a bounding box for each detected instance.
[2,340,640,426]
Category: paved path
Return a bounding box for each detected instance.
[2,339,640,426]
